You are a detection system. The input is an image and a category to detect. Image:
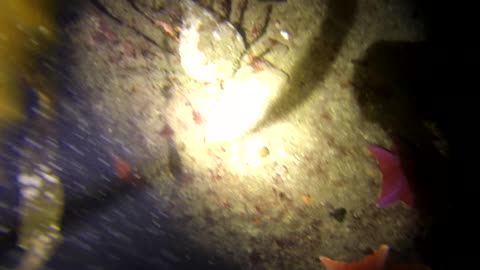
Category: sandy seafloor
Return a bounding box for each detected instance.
[1,1,452,269]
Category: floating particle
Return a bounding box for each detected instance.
[302,194,313,204]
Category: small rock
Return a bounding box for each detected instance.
[179,1,245,82]
[258,146,270,157]
[329,207,347,222]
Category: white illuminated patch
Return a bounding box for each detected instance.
[37,164,51,173]
[280,30,289,40]
[49,224,60,232]
[21,187,39,199]
[18,173,43,188]
[38,234,52,244]
[179,2,245,82]
[213,30,221,40]
[205,65,288,142]
[179,18,217,82]
[44,191,55,200]
[40,171,59,184]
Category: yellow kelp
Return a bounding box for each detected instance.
[1,2,64,270]
[0,0,57,127]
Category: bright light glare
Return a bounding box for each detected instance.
[205,66,287,142]
[179,17,219,82]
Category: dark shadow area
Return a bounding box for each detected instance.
[60,175,149,230]
[55,0,87,27]
[352,41,450,145]
[0,99,240,268]
[384,135,450,270]
[253,0,357,130]
[47,183,241,270]
[350,2,457,267]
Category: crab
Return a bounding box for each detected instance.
[211,0,288,73]
[179,0,289,82]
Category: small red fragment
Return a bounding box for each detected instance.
[320,244,431,270]
[320,245,389,270]
[113,155,131,180]
[192,110,203,124]
[160,124,174,137]
[154,20,178,41]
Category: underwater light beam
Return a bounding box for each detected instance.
[204,65,288,142]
